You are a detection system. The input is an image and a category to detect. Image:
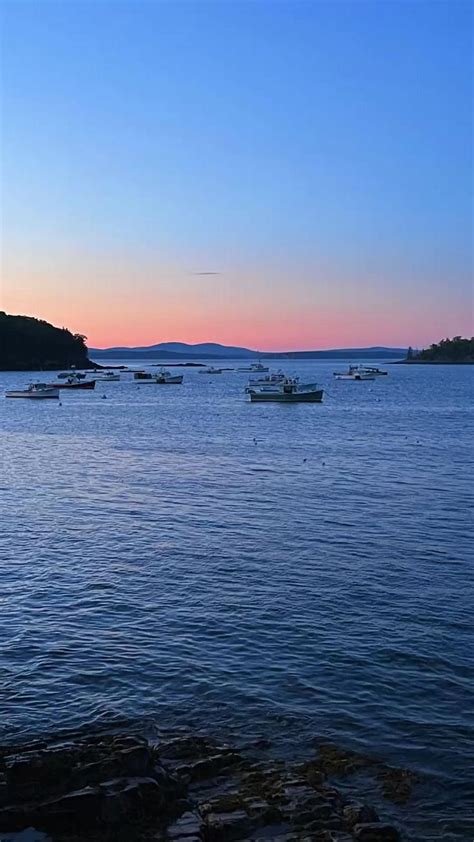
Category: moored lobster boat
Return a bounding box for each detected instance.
[334,365,375,381]
[238,361,269,373]
[47,374,96,389]
[199,366,223,374]
[246,371,286,392]
[155,369,183,384]
[6,383,60,399]
[248,378,324,403]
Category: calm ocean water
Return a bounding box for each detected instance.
[0,360,473,840]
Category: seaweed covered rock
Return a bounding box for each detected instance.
[0,730,408,841]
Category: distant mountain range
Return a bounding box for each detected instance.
[90,341,407,361]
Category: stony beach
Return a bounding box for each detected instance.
[0,727,415,841]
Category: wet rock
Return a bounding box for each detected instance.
[376,767,417,804]
[176,752,243,782]
[316,744,376,777]
[353,823,401,841]
[3,750,73,798]
[35,785,102,829]
[0,830,52,842]
[166,809,204,839]
[343,803,379,829]
[117,744,152,777]
[0,730,406,841]
[205,809,251,840]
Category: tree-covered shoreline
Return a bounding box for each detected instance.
[0,312,97,371]
[401,337,474,364]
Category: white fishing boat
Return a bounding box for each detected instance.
[97,371,120,381]
[58,371,86,379]
[6,383,60,399]
[334,365,375,381]
[248,377,324,403]
[361,365,388,376]
[238,361,269,373]
[245,371,287,392]
[199,366,223,374]
[154,369,183,384]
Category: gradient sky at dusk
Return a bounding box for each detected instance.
[1,0,472,350]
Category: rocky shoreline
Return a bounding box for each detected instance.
[0,728,416,841]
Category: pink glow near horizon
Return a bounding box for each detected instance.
[2,257,473,351]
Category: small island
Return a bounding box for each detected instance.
[400,336,474,364]
[0,312,97,371]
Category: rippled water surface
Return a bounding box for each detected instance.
[1,361,473,839]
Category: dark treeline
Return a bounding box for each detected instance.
[0,312,94,371]
[407,336,474,363]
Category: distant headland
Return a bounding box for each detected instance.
[398,337,474,365]
[0,312,97,371]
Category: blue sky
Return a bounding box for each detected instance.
[1,0,472,348]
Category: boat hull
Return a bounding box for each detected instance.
[249,389,324,403]
[6,389,59,399]
[51,380,96,389]
[334,374,374,381]
[156,377,183,384]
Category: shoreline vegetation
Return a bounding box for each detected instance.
[0,313,97,372]
[0,725,412,841]
[396,337,474,365]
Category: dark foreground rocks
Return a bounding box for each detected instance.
[0,732,408,841]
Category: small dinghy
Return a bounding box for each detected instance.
[6,383,60,399]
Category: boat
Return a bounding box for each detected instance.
[58,371,86,379]
[6,383,60,399]
[47,374,96,389]
[245,371,287,392]
[238,362,269,373]
[199,366,223,374]
[154,369,183,384]
[248,378,324,403]
[361,366,388,376]
[97,372,120,381]
[134,371,153,380]
[333,365,376,381]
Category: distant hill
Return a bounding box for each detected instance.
[93,341,256,358]
[0,312,95,371]
[90,342,406,361]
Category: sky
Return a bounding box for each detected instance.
[0,0,472,351]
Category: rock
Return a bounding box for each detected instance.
[117,744,152,776]
[166,809,204,838]
[3,750,72,798]
[0,830,52,842]
[35,785,102,829]
[343,803,379,828]
[316,744,375,776]
[353,823,401,841]
[176,752,242,782]
[376,766,417,803]
[205,809,251,841]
